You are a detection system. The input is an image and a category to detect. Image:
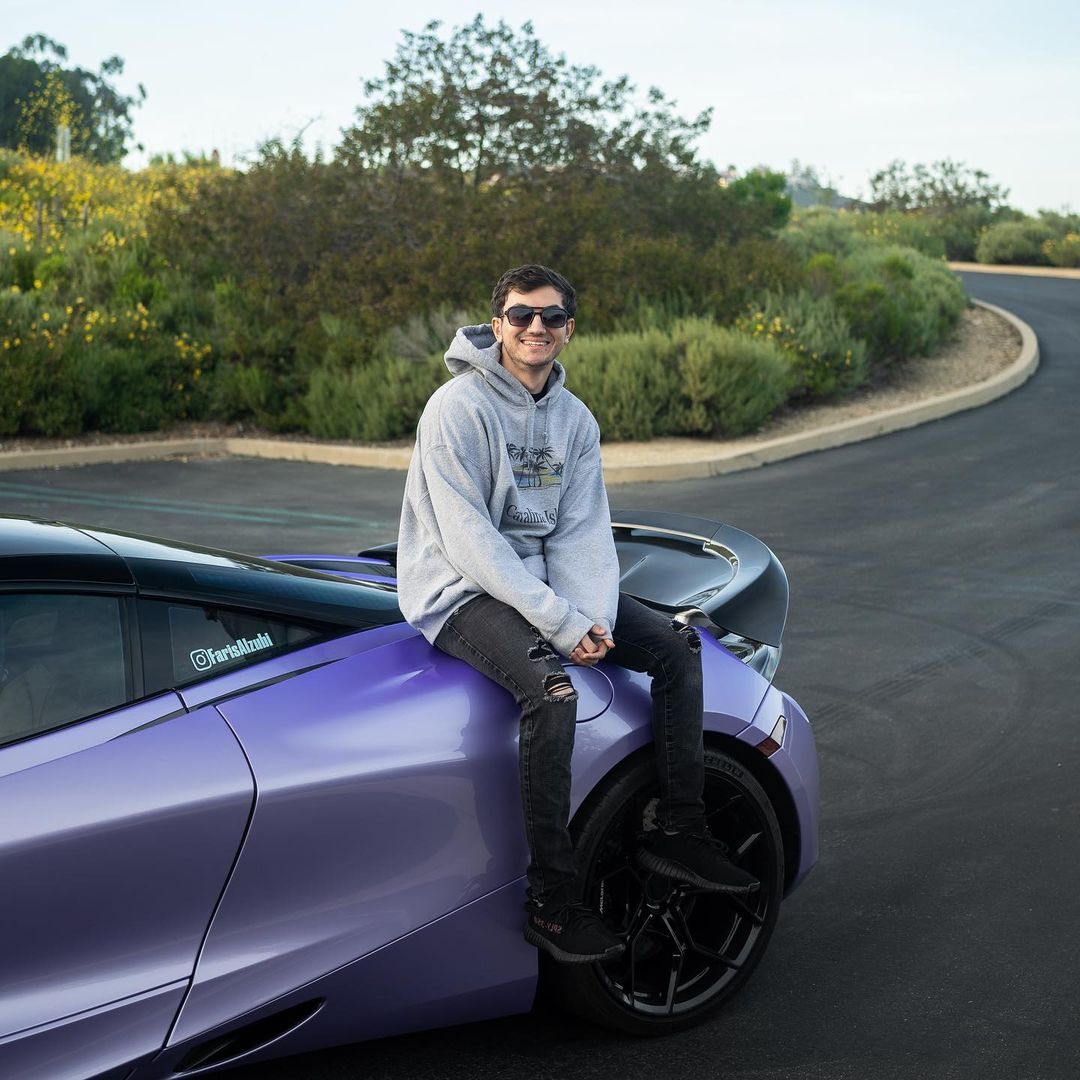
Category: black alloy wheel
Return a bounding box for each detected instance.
[550,746,785,1035]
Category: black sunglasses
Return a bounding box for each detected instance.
[500,304,570,329]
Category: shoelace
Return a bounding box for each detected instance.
[686,832,731,856]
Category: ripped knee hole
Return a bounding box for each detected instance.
[669,619,702,653]
[543,671,577,701]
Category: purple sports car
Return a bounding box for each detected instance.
[0,510,818,1079]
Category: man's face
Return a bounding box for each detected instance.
[492,285,575,386]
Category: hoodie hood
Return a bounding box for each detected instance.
[445,324,565,405]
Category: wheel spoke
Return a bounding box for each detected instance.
[671,883,765,927]
[659,909,688,952]
[705,793,743,827]
[718,891,765,926]
[622,895,650,941]
[625,909,654,1010]
[675,908,743,972]
[735,830,762,859]
[658,911,688,1014]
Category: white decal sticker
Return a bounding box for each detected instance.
[190,632,274,671]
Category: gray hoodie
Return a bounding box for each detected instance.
[397,324,620,657]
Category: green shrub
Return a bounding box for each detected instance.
[783,210,966,371]
[783,208,864,260]
[0,352,84,436]
[303,354,447,441]
[112,264,165,308]
[786,207,953,261]
[33,252,69,287]
[855,210,947,259]
[206,363,276,423]
[736,290,868,399]
[564,319,793,440]
[0,287,211,436]
[1043,232,1080,268]
[834,245,966,368]
[2,245,37,292]
[561,329,681,441]
[975,220,1054,265]
[74,348,173,433]
[671,321,794,437]
[384,306,486,363]
[923,205,997,261]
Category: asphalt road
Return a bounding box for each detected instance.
[2,271,1078,1079]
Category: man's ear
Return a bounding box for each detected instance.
[565,317,575,343]
[492,316,504,343]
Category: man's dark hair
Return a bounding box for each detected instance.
[491,264,577,318]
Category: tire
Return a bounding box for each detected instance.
[547,745,785,1036]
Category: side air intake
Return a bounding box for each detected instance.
[173,999,324,1073]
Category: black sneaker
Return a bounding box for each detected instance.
[524,903,626,964]
[637,829,760,893]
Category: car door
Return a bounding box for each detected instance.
[0,590,254,1080]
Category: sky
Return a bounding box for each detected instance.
[5,0,1078,212]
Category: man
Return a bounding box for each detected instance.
[397,264,757,965]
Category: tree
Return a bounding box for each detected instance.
[727,168,792,239]
[786,159,845,209]
[337,16,712,188]
[868,159,1009,214]
[867,159,1013,260]
[0,34,145,162]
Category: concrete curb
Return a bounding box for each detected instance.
[0,300,1039,483]
[225,438,413,470]
[0,438,230,473]
[949,262,1080,280]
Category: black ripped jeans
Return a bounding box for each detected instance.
[435,591,706,910]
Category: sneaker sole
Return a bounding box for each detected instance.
[635,849,760,893]
[524,925,626,965]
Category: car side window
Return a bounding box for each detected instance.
[139,599,327,693]
[0,593,129,747]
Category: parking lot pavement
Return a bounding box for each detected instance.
[0,457,409,555]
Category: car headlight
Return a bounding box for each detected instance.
[674,607,782,683]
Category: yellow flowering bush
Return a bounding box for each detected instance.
[0,152,211,248]
[735,289,868,399]
[0,150,222,435]
[1042,232,1080,269]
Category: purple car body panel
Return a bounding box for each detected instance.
[169,630,535,1044]
[141,882,536,1077]
[0,696,253,1075]
[736,684,820,888]
[0,982,186,1080]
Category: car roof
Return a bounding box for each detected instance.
[0,516,403,630]
[0,516,133,585]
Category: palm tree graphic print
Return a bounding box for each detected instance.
[507,443,564,489]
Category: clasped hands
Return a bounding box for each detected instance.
[570,624,614,666]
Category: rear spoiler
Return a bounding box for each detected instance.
[609,510,788,649]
